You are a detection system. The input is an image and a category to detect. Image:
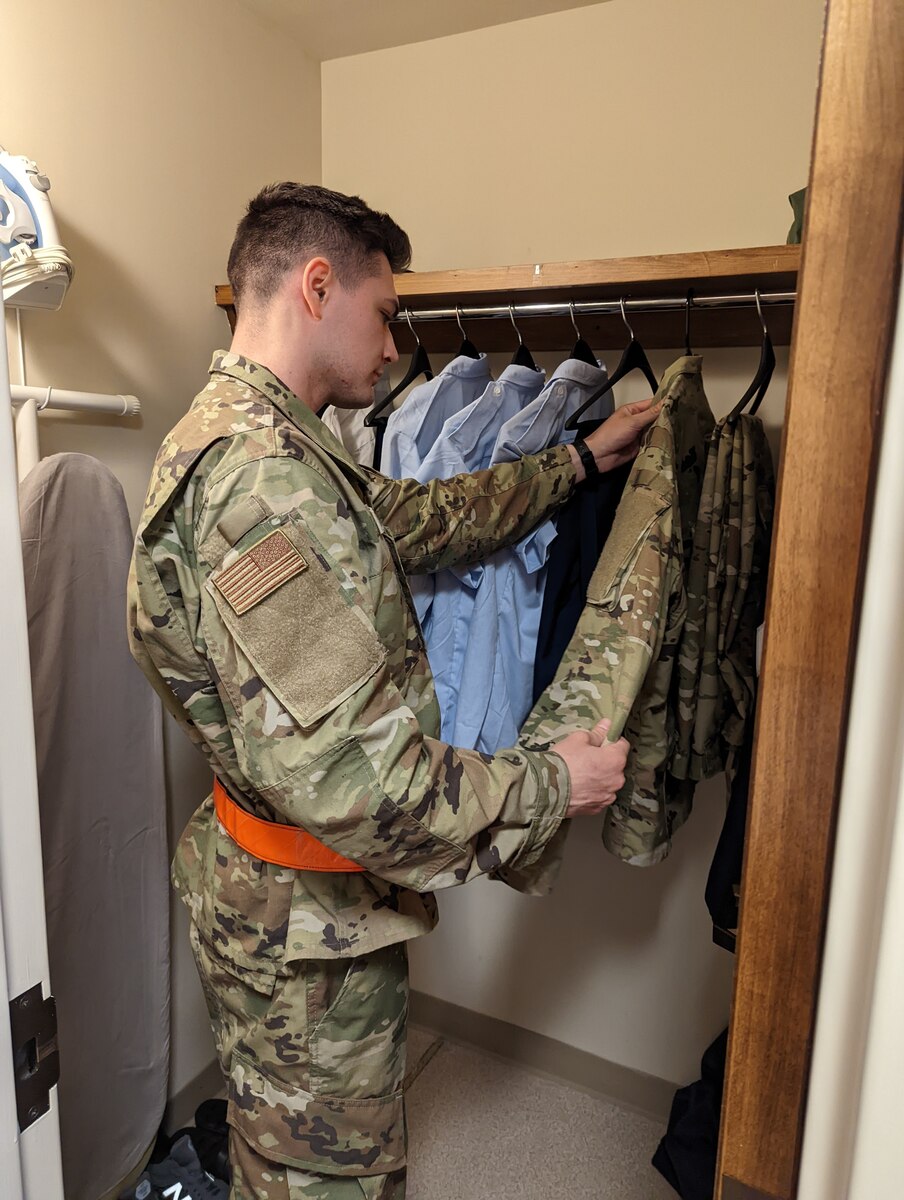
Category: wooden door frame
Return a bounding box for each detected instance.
[716,0,904,1196]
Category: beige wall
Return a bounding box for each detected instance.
[2,0,321,1098]
[323,0,825,270]
[322,0,824,1084]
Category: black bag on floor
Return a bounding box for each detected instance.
[652,1029,728,1200]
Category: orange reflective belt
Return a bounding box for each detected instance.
[213,777,364,873]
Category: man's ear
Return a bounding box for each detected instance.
[300,257,332,319]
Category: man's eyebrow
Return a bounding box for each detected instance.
[385,299,400,318]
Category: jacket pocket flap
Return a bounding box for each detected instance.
[587,486,670,609]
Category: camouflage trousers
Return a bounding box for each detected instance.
[229,1134,406,1198]
[188,925,409,1198]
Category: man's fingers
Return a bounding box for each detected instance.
[627,396,663,422]
[626,395,658,413]
[586,717,611,746]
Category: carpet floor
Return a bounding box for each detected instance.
[405,1025,676,1200]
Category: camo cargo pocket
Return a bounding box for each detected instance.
[192,928,409,1176]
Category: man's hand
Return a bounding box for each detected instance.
[568,396,662,479]
[553,718,630,817]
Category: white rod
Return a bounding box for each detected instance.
[0,294,25,1200]
[13,399,39,482]
[15,309,25,385]
[9,384,140,416]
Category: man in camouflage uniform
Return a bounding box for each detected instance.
[127,183,659,1199]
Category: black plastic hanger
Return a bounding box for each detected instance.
[455,306,480,359]
[364,309,434,430]
[565,298,659,430]
[568,302,598,366]
[728,291,775,421]
[509,304,539,372]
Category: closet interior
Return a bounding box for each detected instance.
[2,1,902,1199]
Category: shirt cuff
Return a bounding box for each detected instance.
[508,749,571,872]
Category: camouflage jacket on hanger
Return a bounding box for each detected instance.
[513,357,715,877]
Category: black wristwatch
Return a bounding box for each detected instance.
[573,434,600,482]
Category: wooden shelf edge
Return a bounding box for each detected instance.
[214,245,800,312]
[394,245,799,300]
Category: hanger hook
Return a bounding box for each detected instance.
[568,301,581,341]
[755,289,768,336]
[509,304,524,347]
[404,308,421,346]
[685,288,694,355]
[619,297,636,341]
[455,305,468,342]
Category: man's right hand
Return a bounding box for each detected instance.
[554,718,630,817]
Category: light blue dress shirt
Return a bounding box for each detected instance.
[491,357,613,465]
[449,358,613,751]
[411,365,547,746]
[380,354,492,479]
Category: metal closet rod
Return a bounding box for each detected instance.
[393,290,796,323]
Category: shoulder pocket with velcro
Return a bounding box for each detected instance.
[586,486,670,610]
[206,512,385,728]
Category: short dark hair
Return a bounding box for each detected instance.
[227,182,411,310]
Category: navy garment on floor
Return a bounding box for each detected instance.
[652,1029,728,1200]
[532,420,631,702]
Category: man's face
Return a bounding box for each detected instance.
[319,254,400,409]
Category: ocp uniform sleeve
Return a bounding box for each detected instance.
[195,455,570,891]
[360,444,577,574]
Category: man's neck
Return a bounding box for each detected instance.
[229,329,325,414]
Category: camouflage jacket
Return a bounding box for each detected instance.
[672,412,775,785]
[516,357,714,873]
[128,352,575,974]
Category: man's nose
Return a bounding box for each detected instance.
[384,328,400,365]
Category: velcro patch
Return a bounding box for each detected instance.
[213,529,307,614]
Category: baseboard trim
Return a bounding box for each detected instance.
[163,996,676,1133]
[163,1058,225,1134]
[409,990,675,1123]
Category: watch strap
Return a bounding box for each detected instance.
[573,434,599,481]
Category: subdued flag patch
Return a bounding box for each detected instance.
[213,529,307,614]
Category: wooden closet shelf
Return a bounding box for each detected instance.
[215,244,800,350]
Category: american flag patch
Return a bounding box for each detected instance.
[213,529,307,615]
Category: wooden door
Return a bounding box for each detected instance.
[715,0,904,1196]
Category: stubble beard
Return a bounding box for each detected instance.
[321,353,376,410]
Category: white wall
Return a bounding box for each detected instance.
[2,0,322,1099]
[322,0,824,1085]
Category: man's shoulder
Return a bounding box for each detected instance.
[165,373,348,493]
